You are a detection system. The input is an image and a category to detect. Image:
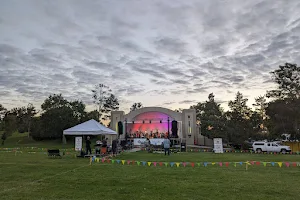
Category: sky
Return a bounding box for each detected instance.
[0,0,300,113]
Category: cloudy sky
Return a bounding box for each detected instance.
[1,0,300,113]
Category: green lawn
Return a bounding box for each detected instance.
[1,150,300,200]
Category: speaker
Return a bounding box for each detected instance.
[171,120,178,137]
[117,121,123,135]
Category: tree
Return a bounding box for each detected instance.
[253,95,268,120]
[267,63,300,99]
[31,94,87,140]
[2,113,17,145]
[130,102,143,111]
[102,94,119,120]
[226,92,252,144]
[266,63,300,140]
[191,93,226,140]
[92,84,119,121]
[0,104,7,131]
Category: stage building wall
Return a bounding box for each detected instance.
[110,107,196,145]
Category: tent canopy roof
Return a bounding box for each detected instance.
[63,119,117,135]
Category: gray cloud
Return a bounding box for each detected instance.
[0,0,300,110]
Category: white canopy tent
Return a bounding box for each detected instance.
[62,119,117,144]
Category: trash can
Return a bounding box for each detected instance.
[181,143,186,152]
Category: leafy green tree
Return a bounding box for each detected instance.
[31,94,87,140]
[226,92,252,144]
[267,63,300,99]
[2,113,17,145]
[191,93,226,140]
[266,63,300,140]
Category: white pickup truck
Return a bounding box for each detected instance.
[252,141,291,153]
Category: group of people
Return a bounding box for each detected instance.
[144,136,171,156]
[85,136,118,156]
[128,131,169,139]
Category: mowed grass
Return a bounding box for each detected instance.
[1,151,300,200]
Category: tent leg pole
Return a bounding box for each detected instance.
[63,135,67,144]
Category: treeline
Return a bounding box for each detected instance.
[0,84,119,143]
[191,63,300,146]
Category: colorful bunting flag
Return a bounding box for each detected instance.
[219,162,223,167]
[263,162,267,167]
[121,160,125,165]
[191,162,195,168]
[164,162,168,167]
[147,162,151,166]
[182,162,186,167]
[277,162,282,168]
[153,162,157,167]
[285,162,290,167]
[225,162,229,167]
[175,163,180,167]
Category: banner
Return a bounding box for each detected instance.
[133,138,164,146]
[75,137,82,151]
[213,138,223,153]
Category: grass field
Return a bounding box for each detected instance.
[1,149,300,200]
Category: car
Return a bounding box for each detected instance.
[252,141,291,153]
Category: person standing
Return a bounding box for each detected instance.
[112,139,118,157]
[163,136,171,156]
[86,136,92,155]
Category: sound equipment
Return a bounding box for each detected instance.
[117,121,123,135]
[171,120,178,137]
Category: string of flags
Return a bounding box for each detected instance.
[143,148,300,155]
[90,157,300,168]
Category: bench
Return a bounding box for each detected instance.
[47,149,61,158]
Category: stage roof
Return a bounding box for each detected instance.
[63,119,117,135]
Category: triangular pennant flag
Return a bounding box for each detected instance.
[164,162,168,167]
[159,162,163,166]
[204,162,208,167]
[239,162,243,166]
[170,162,174,167]
[147,162,151,166]
[292,162,297,167]
[225,162,229,167]
[132,160,135,165]
[176,163,180,167]
[127,160,131,165]
[212,162,216,165]
[191,162,195,168]
[219,162,223,167]
[263,162,267,167]
[121,160,125,165]
[102,158,105,163]
[96,158,100,162]
[277,162,282,168]
[285,162,290,167]
[182,162,186,167]
[297,162,300,167]
[234,162,237,167]
[271,162,275,166]
[197,163,201,167]
[142,161,146,166]
[116,160,120,164]
[256,161,260,166]
[250,161,254,165]
[153,162,157,167]
[137,161,141,166]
